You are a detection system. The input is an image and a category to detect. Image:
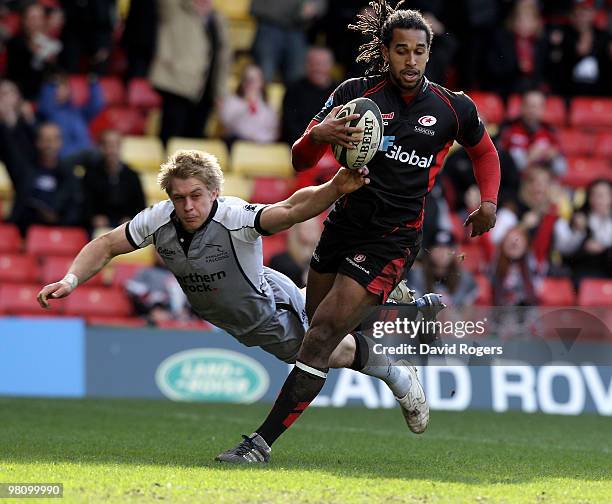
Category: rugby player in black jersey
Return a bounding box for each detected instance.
[219,1,501,464]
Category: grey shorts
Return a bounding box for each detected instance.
[258,306,306,363]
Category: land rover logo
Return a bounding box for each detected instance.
[155,349,269,403]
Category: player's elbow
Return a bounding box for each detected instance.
[291,145,310,172]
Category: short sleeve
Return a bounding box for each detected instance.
[216,202,270,243]
[126,200,173,249]
[456,93,486,148]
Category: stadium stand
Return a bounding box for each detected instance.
[0,254,38,283]
[40,256,104,287]
[222,174,254,201]
[127,78,162,109]
[537,277,577,306]
[562,157,611,188]
[570,98,612,129]
[167,137,230,169]
[64,286,132,318]
[26,226,88,258]
[0,223,21,253]
[120,135,165,172]
[89,106,146,137]
[232,142,293,178]
[250,177,293,204]
[99,76,126,106]
[506,94,567,126]
[578,279,612,307]
[469,92,504,125]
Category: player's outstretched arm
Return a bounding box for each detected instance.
[259,167,370,234]
[37,223,135,308]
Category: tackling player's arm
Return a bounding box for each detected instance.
[258,167,370,234]
[36,223,135,308]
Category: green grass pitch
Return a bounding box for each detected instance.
[0,397,610,503]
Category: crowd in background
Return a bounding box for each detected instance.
[0,0,610,324]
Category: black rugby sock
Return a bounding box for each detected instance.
[255,361,328,446]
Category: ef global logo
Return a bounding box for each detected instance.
[385,145,434,168]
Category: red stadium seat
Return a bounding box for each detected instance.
[578,279,612,307]
[64,286,132,317]
[127,78,162,109]
[26,226,88,258]
[87,316,147,327]
[469,92,504,125]
[262,233,287,266]
[0,254,38,283]
[110,263,144,288]
[507,94,567,126]
[89,106,146,138]
[457,244,484,274]
[250,177,292,204]
[570,98,612,129]
[594,132,612,159]
[156,319,213,330]
[0,283,63,315]
[99,76,126,106]
[561,158,611,188]
[474,275,492,306]
[0,223,22,253]
[557,129,595,157]
[40,256,104,286]
[68,74,89,107]
[537,277,576,306]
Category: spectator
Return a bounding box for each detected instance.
[0,122,83,234]
[150,0,231,145]
[491,165,561,274]
[0,79,36,165]
[498,89,566,176]
[443,137,520,214]
[492,226,539,306]
[125,253,195,326]
[120,0,157,79]
[269,218,322,288]
[80,129,146,231]
[554,179,612,285]
[59,0,115,75]
[37,73,104,158]
[406,230,479,307]
[281,46,336,145]
[250,0,327,83]
[6,3,62,100]
[219,64,279,144]
[547,0,612,96]
[405,0,458,86]
[485,0,548,97]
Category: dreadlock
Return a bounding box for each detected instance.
[349,1,434,75]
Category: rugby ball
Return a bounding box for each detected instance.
[332,97,383,170]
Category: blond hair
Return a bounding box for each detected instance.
[157,150,224,195]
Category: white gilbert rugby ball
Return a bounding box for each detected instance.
[332,97,383,170]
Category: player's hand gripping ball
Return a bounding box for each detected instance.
[332,97,383,170]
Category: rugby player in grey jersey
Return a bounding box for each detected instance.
[37,149,442,464]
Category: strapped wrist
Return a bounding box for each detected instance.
[62,273,78,290]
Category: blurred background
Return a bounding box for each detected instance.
[0,0,610,331]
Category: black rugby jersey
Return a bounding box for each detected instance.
[313,75,486,233]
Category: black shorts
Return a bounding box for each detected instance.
[310,224,422,302]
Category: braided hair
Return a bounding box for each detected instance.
[349,1,434,75]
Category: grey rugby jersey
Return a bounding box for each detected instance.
[126,197,304,346]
